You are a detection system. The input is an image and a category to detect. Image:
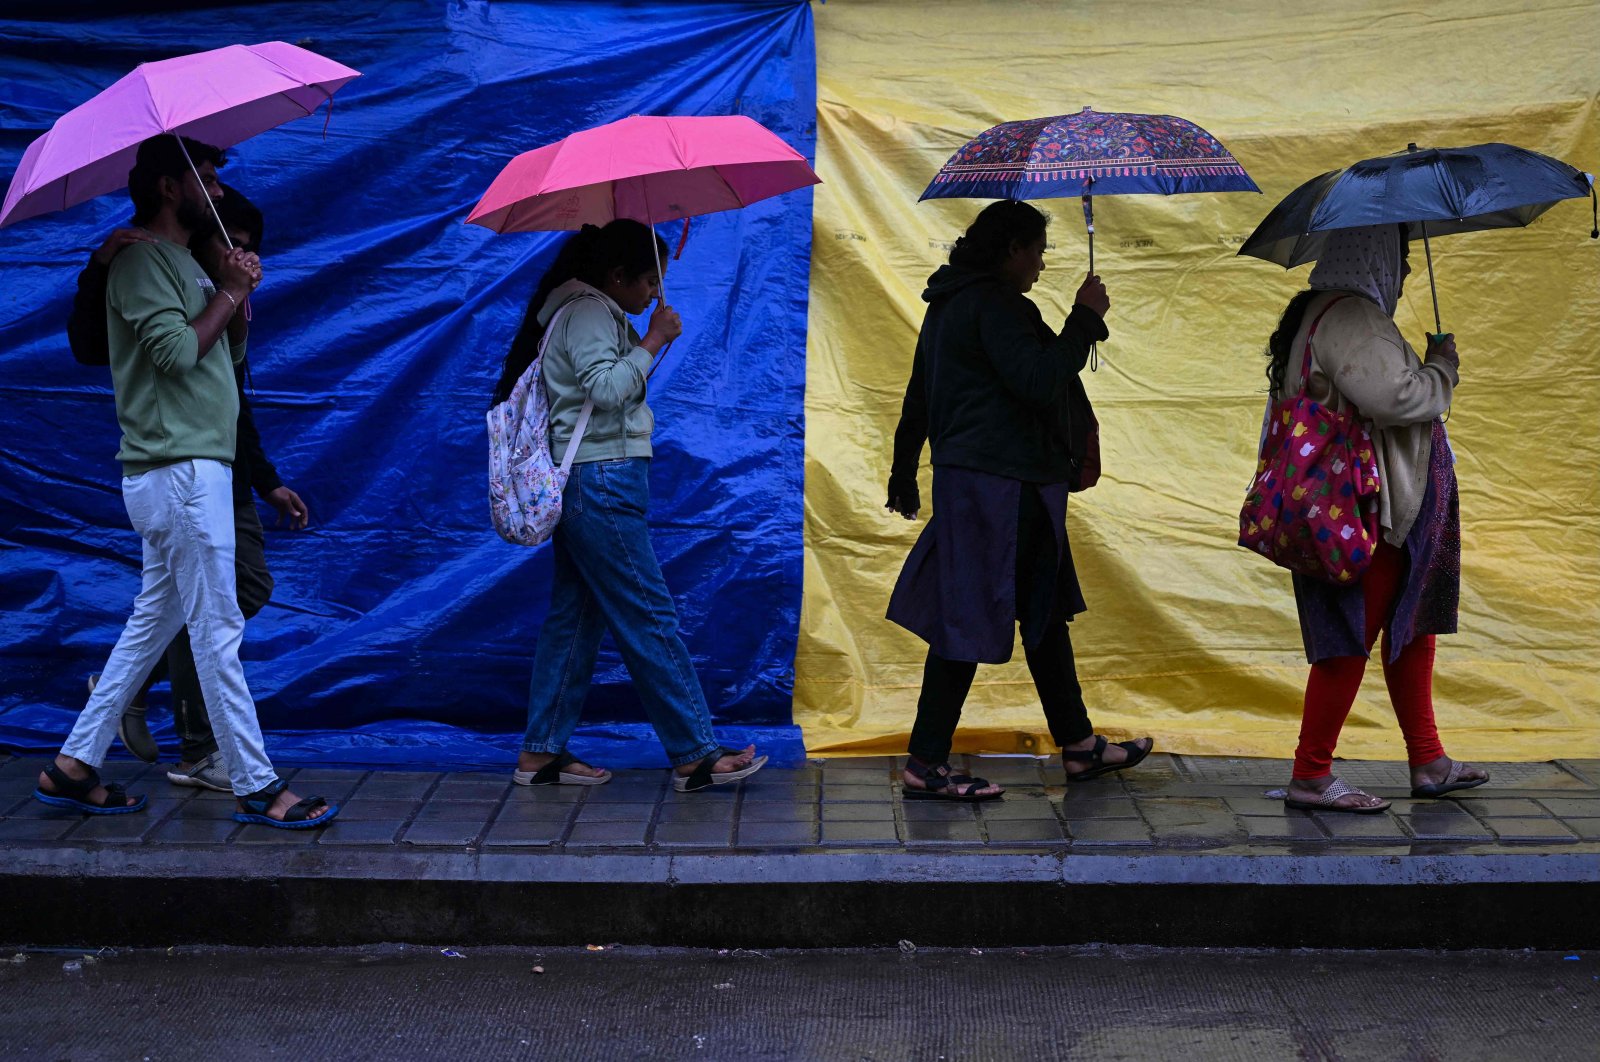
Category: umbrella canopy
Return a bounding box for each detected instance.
[0,41,360,229]
[1238,142,1596,268]
[466,114,819,233]
[920,107,1258,202]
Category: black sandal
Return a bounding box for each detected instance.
[33,763,145,815]
[1062,736,1153,782]
[901,758,1002,802]
[233,778,339,830]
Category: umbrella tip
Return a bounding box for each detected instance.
[1407,142,1419,152]
[1081,105,1093,112]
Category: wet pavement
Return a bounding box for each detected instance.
[2,944,1595,1060]
[5,752,1597,851]
[3,752,1597,949]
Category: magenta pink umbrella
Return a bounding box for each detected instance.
[466,115,819,234]
[0,41,360,232]
[466,114,818,304]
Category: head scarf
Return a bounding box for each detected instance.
[1307,224,1405,316]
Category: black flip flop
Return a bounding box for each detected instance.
[673,747,768,793]
[1411,759,1489,798]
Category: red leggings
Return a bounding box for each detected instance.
[1293,541,1445,779]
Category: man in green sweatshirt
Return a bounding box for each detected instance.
[35,136,334,828]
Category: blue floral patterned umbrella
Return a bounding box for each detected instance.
[921,107,1260,273]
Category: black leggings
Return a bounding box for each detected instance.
[906,485,1093,765]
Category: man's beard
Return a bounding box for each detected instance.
[176,192,212,233]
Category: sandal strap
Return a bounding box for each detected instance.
[947,774,991,795]
[531,752,578,785]
[43,763,101,799]
[1060,735,1108,763]
[237,777,288,815]
[281,796,328,823]
[904,758,953,793]
[1443,759,1465,785]
[1319,778,1372,805]
[685,747,742,791]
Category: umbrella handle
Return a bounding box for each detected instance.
[646,219,671,379]
[1081,192,1095,275]
[1082,191,1099,371]
[1418,218,1451,423]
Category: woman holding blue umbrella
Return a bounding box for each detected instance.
[1241,140,1592,810]
[1260,224,1488,812]
[885,199,1153,799]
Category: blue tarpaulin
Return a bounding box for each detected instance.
[0,1,814,769]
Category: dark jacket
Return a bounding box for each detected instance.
[890,265,1107,487]
[69,257,283,504]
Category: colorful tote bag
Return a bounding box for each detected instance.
[1238,296,1381,584]
[486,296,599,547]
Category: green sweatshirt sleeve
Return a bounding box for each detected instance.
[106,242,202,376]
[562,298,653,411]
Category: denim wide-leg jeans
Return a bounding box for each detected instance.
[521,458,720,767]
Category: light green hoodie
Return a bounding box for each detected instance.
[105,237,243,475]
[539,279,655,464]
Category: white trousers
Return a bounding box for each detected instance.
[60,459,277,795]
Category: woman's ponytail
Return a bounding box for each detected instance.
[490,225,604,406]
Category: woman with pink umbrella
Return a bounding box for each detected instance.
[472,114,817,791]
[493,221,765,792]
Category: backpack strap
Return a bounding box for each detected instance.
[1297,294,1350,395]
[561,398,594,477]
[539,294,607,474]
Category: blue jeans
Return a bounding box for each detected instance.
[521,458,720,767]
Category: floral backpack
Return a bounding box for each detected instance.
[487,296,600,547]
[1238,295,1382,584]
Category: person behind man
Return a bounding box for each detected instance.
[67,185,310,794]
[33,135,334,828]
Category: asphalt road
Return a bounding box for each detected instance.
[3,944,1594,1060]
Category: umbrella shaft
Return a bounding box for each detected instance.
[1420,220,1442,335]
[173,133,234,253]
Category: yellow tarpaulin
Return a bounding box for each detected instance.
[798,0,1600,760]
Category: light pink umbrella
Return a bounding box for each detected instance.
[466,114,818,303]
[0,41,360,231]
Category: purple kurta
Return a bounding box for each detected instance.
[1293,421,1460,664]
[888,465,1085,665]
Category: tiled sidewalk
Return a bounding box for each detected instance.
[3,751,1597,852]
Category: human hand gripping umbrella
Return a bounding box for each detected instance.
[921,107,1260,366]
[1238,142,1597,338]
[2,41,360,240]
[467,113,820,367]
